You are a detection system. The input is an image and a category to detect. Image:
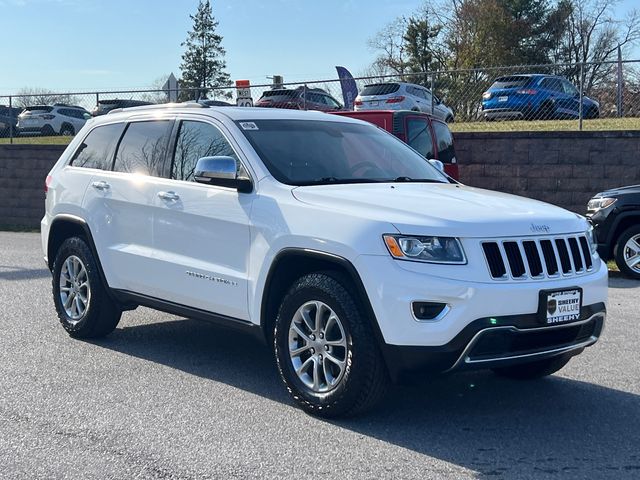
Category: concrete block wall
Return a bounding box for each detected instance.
[1,131,639,228]
[0,145,65,228]
[455,131,640,215]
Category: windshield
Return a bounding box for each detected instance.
[361,83,400,96]
[237,119,449,186]
[490,76,532,89]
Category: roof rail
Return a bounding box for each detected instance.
[107,102,210,115]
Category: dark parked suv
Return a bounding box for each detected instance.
[587,185,640,279]
[256,86,343,112]
[482,74,599,121]
[92,99,154,116]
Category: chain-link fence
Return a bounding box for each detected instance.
[1,59,639,143]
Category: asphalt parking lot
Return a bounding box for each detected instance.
[1,231,639,479]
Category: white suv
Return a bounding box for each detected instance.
[355,82,455,122]
[18,104,91,136]
[42,104,607,417]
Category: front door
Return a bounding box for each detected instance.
[149,118,253,321]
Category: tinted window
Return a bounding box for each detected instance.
[361,83,400,96]
[432,121,455,164]
[306,92,325,104]
[562,80,578,96]
[70,123,125,170]
[239,120,448,185]
[324,95,342,108]
[24,106,53,113]
[406,118,434,159]
[261,90,299,98]
[541,78,563,92]
[113,120,172,176]
[172,121,239,182]
[490,76,531,89]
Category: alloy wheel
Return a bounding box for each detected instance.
[623,234,640,273]
[59,255,91,322]
[288,300,348,393]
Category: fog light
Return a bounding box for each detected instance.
[412,302,448,320]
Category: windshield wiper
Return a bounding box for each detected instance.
[391,177,448,183]
[298,177,383,186]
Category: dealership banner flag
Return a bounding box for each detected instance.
[335,66,358,110]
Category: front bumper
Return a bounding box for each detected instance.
[382,306,605,376]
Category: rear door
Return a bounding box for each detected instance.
[82,118,174,292]
[149,117,253,320]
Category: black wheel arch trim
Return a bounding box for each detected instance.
[602,211,640,258]
[47,214,118,303]
[260,248,387,349]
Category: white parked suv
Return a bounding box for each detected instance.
[355,82,455,122]
[18,104,91,136]
[42,104,607,417]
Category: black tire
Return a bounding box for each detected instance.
[274,272,388,417]
[41,125,55,136]
[586,106,600,119]
[52,237,121,338]
[538,101,555,120]
[614,225,640,280]
[445,115,454,123]
[60,124,75,136]
[492,355,571,380]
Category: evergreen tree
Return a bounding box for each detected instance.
[180,0,231,100]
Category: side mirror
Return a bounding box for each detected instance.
[428,159,445,173]
[194,156,253,193]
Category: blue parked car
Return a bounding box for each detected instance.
[481,74,599,121]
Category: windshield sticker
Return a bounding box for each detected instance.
[239,122,259,130]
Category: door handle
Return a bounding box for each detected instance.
[91,181,110,191]
[157,191,180,202]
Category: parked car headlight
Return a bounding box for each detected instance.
[587,197,616,211]
[587,225,598,255]
[383,235,466,264]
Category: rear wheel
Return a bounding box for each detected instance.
[586,106,600,119]
[41,125,55,136]
[52,237,121,338]
[492,355,571,380]
[614,226,640,279]
[60,124,75,136]
[274,273,388,417]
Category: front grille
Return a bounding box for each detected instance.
[482,235,594,280]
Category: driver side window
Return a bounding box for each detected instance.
[172,121,239,182]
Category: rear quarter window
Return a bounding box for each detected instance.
[431,121,455,164]
[70,123,126,170]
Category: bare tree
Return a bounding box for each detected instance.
[14,88,80,108]
[559,0,640,93]
[367,17,411,77]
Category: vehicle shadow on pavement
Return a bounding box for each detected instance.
[94,314,640,478]
[0,265,50,281]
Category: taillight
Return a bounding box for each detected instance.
[354,99,363,106]
[516,89,538,95]
[385,96,405,104]
[42,114,55,120]
[45,175,52,194]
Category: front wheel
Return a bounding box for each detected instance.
[274,273,388,417]
[614,225,640,279]
[492,355,571,380]
[52,237,121,338]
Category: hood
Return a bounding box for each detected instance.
[292,183,587,238]
[597,184,640,197]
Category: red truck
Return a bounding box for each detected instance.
[332,110,459,179]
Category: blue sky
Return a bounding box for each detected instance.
[0,0,638,95]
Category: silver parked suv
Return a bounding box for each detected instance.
[18,104,91,136]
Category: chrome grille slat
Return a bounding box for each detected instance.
[482,235,594,281]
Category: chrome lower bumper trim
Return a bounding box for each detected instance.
[446,312,605,372]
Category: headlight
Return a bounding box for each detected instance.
[383,235,466,264]
[587,197,616,211]
[586,225,598,255]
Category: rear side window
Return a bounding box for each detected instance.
[261,90,299,98]
[172,121,238,182]
[490,76,531,89]
[113,120,172,176]
[361,83,400,96]
[70,123,125,170]
[431,121,455,164]
[540,78,564,92]
[406,118,434,159]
